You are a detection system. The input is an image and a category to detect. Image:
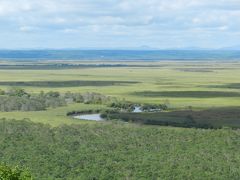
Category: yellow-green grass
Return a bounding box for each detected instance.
[0,61,240,125]
[0,103,107,126]
[0,62,240,107]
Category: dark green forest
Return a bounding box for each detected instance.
[0,119,240,179]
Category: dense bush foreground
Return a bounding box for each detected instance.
[0,164,32,180]
[0,119,240,179]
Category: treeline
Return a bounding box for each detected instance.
[0,88,110,112]
[106,112,216,129]
[0,88,169,113]
[141,104,168,111]
[0,88,66,112]
[108,101,135,112]
[107,102,168,112]
[0,63,152,70]
[66,109,103,116]
[64,91,111,104]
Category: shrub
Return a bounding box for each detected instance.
[0,164,32,180]
[0,89,5,95]
[7,87,29,97]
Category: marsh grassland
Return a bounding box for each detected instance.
[1,60,240,179]
[1,61,240,105]
[1,61,240,125]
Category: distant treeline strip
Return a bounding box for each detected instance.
[0,64,163,70]
[0,80,139,87]
[132,91,240,98]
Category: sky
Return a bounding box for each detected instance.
[0,0,240,49]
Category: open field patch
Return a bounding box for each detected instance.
[0,103,108,126]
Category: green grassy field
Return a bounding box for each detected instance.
[0,61,240,126]
[0,103,107,126]
[0,61,240,107]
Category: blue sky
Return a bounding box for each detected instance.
[0,0,240,49]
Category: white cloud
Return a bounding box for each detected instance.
[62,28,79,33]
[52,17,67,24]
[0,0,239,48]
[218,26,228,31]
[19,26,38,32]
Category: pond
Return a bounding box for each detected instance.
[73,114,104,121]
[133,106,143,113]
